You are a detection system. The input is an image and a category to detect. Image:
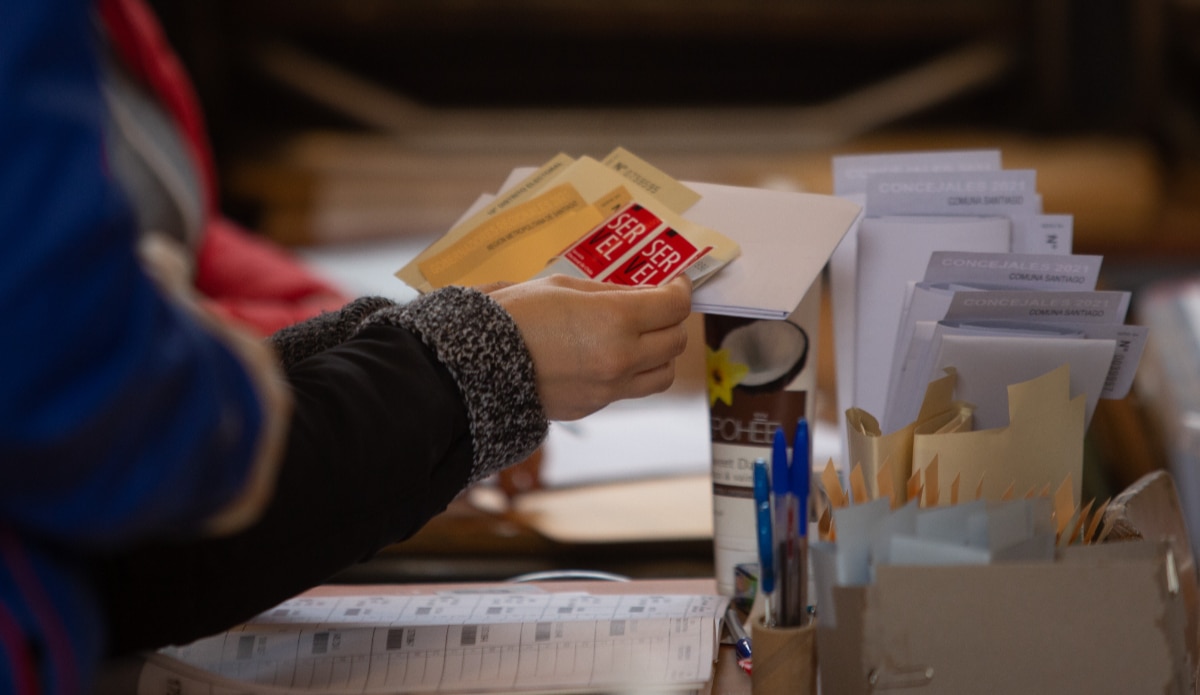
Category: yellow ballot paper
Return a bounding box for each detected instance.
[844,369,973,505]
[396,153,577,291]
[417,183,592,287]
[418,186,637,289]
[912,363,1086,506]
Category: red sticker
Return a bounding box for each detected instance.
[606,228,701,286]
[565,204,662,278]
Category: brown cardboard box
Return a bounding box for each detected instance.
[817,540,1192,694]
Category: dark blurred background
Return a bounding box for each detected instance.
[143,0,1200,257]
[150,0,1196,133]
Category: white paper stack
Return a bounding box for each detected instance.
[830,150,1146,456]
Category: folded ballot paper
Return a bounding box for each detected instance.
[397,147,862,319]
[881,250,1147,433]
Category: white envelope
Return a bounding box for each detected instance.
[684,181,860,318]
[830,150,1002,474]
[882,251,1105,433]
[854,216,1011,423]
[890,322,1082,431]
[930,332,1116,431]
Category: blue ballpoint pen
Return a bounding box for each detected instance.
[770,427,790,626]
[787,417,812,626]
[752,458,775,618]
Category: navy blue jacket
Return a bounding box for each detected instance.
[1,0,268,691]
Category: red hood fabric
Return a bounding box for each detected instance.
[98,0,349,336]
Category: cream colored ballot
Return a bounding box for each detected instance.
[600,146,701,214]
[396,148,737,292]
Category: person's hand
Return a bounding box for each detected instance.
[486,274,693,421]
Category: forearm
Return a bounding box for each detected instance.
[91,288,550,653]
[88,329,469,653]
[272,287,549,480]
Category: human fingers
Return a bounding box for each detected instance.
[488,274,693,421]
[550,300,687,413]
[623,274,693,334]
[550,276,689,376]
[621,359,679,401]
[524,273,692,314]
[494,274,691,342]
[623,319,689,375]
[638,274,696,331]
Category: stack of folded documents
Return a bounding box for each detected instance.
[828,149,1146,506]
[396,147,739,294]
[880,249,1144,434]
[397,147,862,320]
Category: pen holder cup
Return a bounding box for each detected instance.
[751,617,817,695]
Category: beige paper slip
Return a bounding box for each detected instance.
[601,146,701,214]
[912,363,1085,506]
[417,183,592,286]
[844,368,972,506]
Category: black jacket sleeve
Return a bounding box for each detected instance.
[87,287,548,654]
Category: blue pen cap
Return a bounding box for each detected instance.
[790,418,811,536]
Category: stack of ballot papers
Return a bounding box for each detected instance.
[397,146,862,319]
[880,249,1146,434]
[828,149,1147,485]
[397,148,740,293]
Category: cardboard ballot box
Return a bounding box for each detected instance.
[817,540,1192,694]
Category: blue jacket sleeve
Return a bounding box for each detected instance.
[0,0,266,547]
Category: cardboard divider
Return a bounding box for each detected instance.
[814,540,1191,694]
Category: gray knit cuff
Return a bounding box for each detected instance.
[268,296,399,370]
[357,286,548,482]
